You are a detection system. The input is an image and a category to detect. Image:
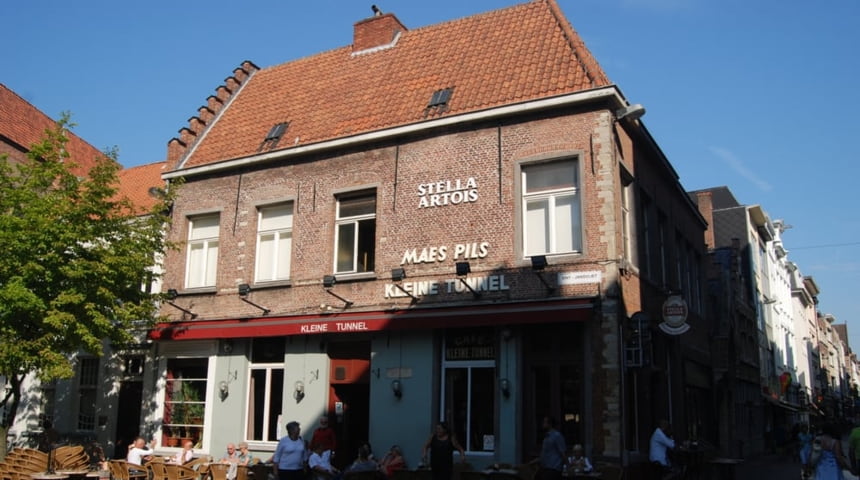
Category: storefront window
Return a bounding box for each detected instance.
[162,358,208,448]
[443,328,496,453]
[246,338,285,443]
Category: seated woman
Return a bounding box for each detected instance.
[237,442,255,466]
[347,446,377,473]
[377,446,405,477]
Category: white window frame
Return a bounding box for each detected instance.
[157,350,215,452]
[255,203,293,283]
[185,214,220,289]
[440,332,496,455]
[244,363,284,445]
[521,159,582,257]
[334,193,376,274]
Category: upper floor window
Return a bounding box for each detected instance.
[185,214,220,288]
[256,203,293,282]
[522,159,582,256]
[335,193,376,274]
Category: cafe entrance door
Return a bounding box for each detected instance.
[327,341,370,469]
[522,323,586,460]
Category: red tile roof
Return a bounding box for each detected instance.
[0,83,108,176]
[176,0,610,170]
[117,161,167,214]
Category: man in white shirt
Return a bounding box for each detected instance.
[649,420,678,478]
[308,443,339,480]
[127,436,157,466]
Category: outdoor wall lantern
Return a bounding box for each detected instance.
[499,378,511,398]
[391,379,403,399]
[455,262,481,299]
[294,380,305,403]
[218,380,230,401]
[530,255,555,295]
[391,268,418,302]
[164,288,198,319]
[322,275,354,308]
[237,283,271,315]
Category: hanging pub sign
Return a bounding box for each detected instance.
[658,294,690,335]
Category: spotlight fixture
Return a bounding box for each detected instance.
[455,262,481,298]
[237,283,271,315]
[322,275,354,308]
[499,378,511,398]
[391,379,403,399]
[163,289,197,319]
[391,268,418,302]
[530,255,555,295]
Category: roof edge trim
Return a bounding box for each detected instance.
[164,85,626,180]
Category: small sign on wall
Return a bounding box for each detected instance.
[558,271,602,285]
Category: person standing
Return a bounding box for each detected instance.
[537,417,566,480]
[813,424,852,480]
[649,420,679,479]
[422,422,466,480]
[311,416,338,454]
[274,421,307,480]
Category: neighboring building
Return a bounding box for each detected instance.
[0,82,167,454]
[150,0,709,467]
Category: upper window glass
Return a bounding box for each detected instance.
[335,193,376,274]
[522,159,581,256]
[256,203,293,282]
[185,214,220,288]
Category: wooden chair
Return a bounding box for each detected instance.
[110,460,149,480]
[166,463,200,480]
[185,458,209,470]
[148,462,171,480]
[208,463,230,480]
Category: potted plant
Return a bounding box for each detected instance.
[176,381,203,442]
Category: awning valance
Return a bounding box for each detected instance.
[149,298,594,341]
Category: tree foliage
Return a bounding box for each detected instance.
[0,115,175,428]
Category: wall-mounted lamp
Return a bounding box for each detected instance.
[322,276,354,308]
[455,262,481,298]
[499,378,511,398]
[218,380,230,401]
[165,289,198,319]
[238,283,271,315]
[391,379,403,399]
[391,268,419,302]
[530,255,555,294]
[294,380,305,403]
[615,103,646,122]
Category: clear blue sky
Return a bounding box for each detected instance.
[3,0,859,346]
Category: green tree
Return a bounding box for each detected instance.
[0,115,175,449]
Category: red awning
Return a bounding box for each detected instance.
[149,298,594,341]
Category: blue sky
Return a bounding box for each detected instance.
[3,0,859,345]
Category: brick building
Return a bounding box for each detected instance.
[150,0,709,466]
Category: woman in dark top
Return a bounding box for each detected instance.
[422,422,466,480]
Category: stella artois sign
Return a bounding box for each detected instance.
[659,294,690,335]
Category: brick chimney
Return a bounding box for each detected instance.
[695,191,715,249]
[353,12,406,52]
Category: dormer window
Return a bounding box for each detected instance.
[425,88,453,117]
[258,122,289,151]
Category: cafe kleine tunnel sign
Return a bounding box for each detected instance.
[659,294,690,335]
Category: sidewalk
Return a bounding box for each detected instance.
[734,454,859,480]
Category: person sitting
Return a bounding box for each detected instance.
[173,440,195,465]
[237,442,255,466]
[309,443,340,480]
[566,444,593,474]
[377,445,405,477]
[222,443,241,479]
[347,446,378,473]
[127,437,156,468]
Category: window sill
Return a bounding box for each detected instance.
[332,272,377,282]
[173,287,217,296]
[251,280,293,290]
[517,252,583,268]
